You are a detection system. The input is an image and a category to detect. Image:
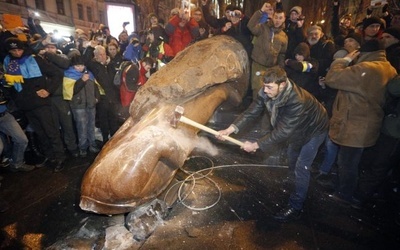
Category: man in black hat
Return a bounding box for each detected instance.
[362,16,384,41]
[3,37,66,172]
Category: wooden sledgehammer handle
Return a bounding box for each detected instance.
[179,115,244,147]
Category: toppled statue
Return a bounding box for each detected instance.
[80,35,249,215]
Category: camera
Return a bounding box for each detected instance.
[297,15,305,21]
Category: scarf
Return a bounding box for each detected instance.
[63,66,104,100]
[3,55,42,92]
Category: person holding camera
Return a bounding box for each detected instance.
[276,1,306,60]
[201,0,252,57]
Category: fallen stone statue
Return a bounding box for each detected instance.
[80,35,250,216]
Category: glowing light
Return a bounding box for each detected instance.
[321,20,326,24]
[34,12,40,17]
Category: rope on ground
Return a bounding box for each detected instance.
[163,155,288,211]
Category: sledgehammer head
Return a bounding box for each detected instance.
[170,105,184,128]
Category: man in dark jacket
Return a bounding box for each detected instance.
[3,37,66,171]
[83,43,120,144]
[217,66,329,222]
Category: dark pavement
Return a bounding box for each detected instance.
[0,141,400,249]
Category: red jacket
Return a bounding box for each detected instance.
[165,15,199,56]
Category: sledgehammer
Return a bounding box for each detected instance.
[170,105,244,147]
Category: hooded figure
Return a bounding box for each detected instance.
[284,42,319,98]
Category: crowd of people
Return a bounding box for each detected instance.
[0,0,399,226]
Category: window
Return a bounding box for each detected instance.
[99,11,104,24]
[56,0,65,15]
[35,0,45,11]
[87,7,93,22]
[6,0,19,4]
[78,4,84,20]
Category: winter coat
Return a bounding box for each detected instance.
[83,46,119,103]
[165,15,199,56]
[232,80,328,152]
[325,50,397,147]
[248,11,287,68]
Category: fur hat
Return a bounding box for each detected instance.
[359,38,385,52]
[384,26,400,40]
[293,42,310,59]
[5,37,24,51]
[290,6,302,15]
[363,16,384,29]
[345,32,363,46]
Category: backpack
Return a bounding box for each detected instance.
[114,61,134,86]
[120,63,140,107]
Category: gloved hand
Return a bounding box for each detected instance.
[382,4,389,14]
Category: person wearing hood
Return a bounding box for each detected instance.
[284,42,319,97]
[248,9,287,100]
[324,39,397,205]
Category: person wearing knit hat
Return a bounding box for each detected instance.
[362,16,384,40]
[290,6,302,15]
[4,37,25,51]
[324,32,397,206]
[279,1,306,59]
[332,32,363,59]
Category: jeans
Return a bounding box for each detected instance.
[72,108,96,150]
[319,136,339,174]
[336,146,364,201]
[288,132,327,210]
[0,113,28,166]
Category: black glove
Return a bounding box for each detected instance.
[367,7,373,16]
